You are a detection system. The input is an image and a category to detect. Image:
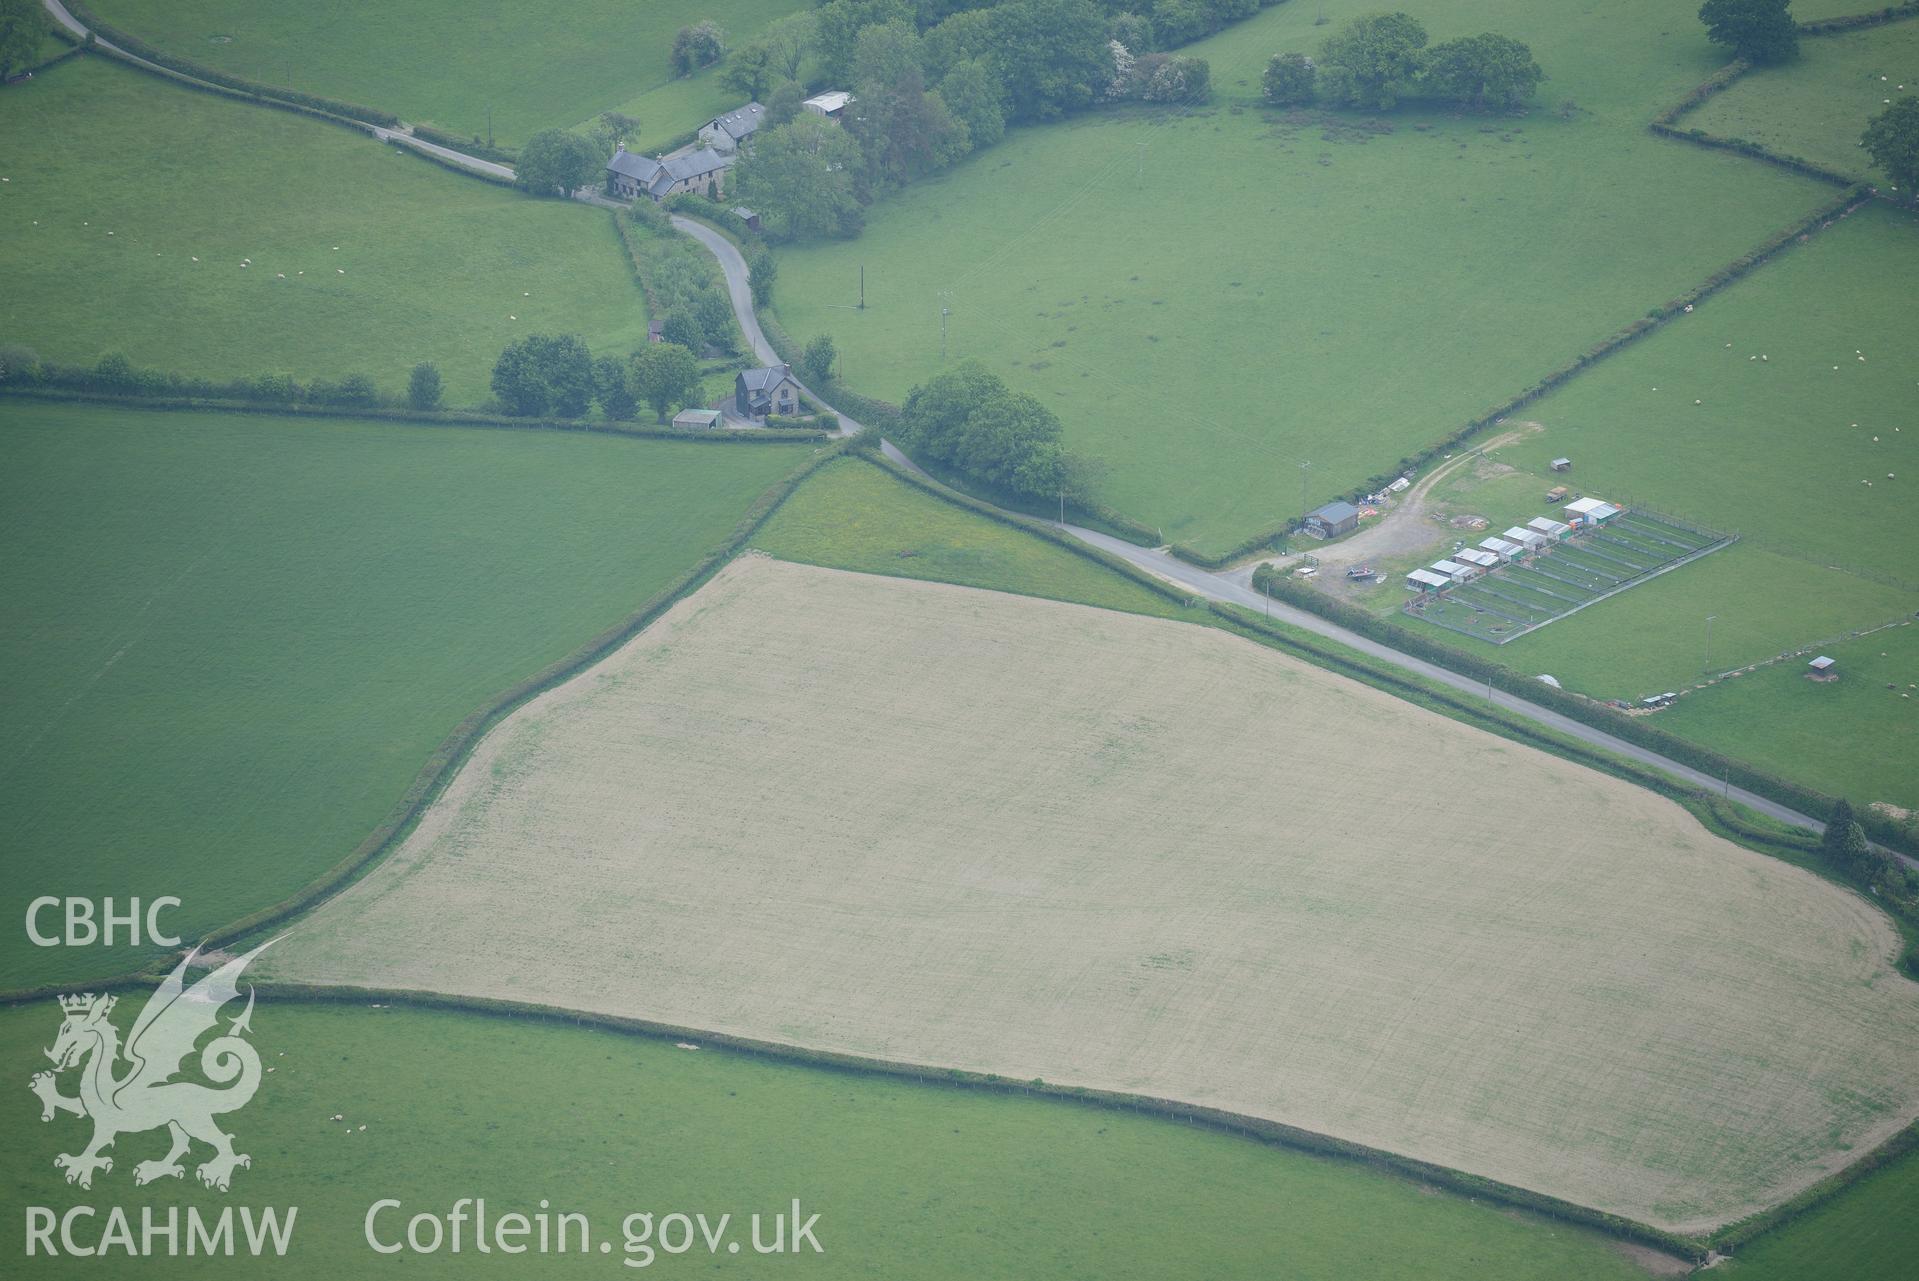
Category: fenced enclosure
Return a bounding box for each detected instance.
[1411,510,1736,644]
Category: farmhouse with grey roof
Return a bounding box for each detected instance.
[606,146,665,200]
[699,103,765,154]
[736,364,803,419]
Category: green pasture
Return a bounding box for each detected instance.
[85,0,807,145]
[754,457,1193,619]
[1480,202,1919,680]
[1723,1142,1919,1280]
[1656,621,1919,811]
[768,0,1829,557]
[0,402,804,990]
[1688,17,1919,183]
[0,1000,1652,1279]
[0,57,646,405]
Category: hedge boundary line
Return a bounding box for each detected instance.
[0,441,846,1013]
[1648,5,1919,187]
[411,122,518,165]
[1252,569,1918,856]
[1169,182,1873,570]
[862,453,1201,611]
[60,0,399,125]
[235,980,1708,1261]
[0,385,831,444]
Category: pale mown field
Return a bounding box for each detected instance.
[269,556,1919,1233]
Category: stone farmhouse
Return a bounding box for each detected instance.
[736,364,803,419]
[698,103,765,155]
[606,144,731,201]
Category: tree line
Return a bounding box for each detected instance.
[0,344,450,410]
[1261,13,1542,112]
[490,333,712,423]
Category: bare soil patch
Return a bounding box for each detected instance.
[269,556,1919,1233]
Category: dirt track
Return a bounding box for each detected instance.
[268,556,1919,1234]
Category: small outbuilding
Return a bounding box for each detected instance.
[1807,655,1838,682]
[731,206,762,232]
[1406,568,1450,593]
[1302,499,1360,539]
[1455,548,1500,569]
[673,408,724,430]
[1431,559,1478,582]
[1504,527,1549,552]
[1528,516,1572,541]
[1480,536,1524,561]
[1564,496,1622,525]
[1551,457,1572,472]
[804,90,854,120]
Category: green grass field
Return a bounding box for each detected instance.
[1688,17,1919,183]
[768,0,1830,556]
[1725,1143,1919,1280]
[86,0,807,145]
[0,1000,1655,1279]
[0,57,647,405]
[0,401,804,990]
[1656,621,1919,811]
[1474,201,1919,685]
[754,458,1194,619]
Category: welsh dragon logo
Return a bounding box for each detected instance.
[31,941,273,1192]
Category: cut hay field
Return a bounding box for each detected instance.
[1687,17,1919,183]
[768,0,1831,556]
[0,1002,1654,1280]
[1466,201,1919,695]
[84,0,808,145]
[0,401,805,991]
[752,456,1193,619]
[0,56,647,405]
[267,555,1919,1234]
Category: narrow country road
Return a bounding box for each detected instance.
[674,207,1896,856]
[40,3,1890,862]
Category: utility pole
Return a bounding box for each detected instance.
[486,105,494,151]
[938,291,951,361]
[858,265,865,310]
[1704,614,1717,674]
[1058,488,1065,527]
[1299,460,1311,515]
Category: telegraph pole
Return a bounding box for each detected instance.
[1299,460,1311,514]
[1704,614,1717,673]
[486,105,494,150]
[938,291,951,360]
[858,265,865,310]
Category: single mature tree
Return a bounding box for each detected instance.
[628,343,701,422]
[899,361,1068,495]
[0,0,50,81]
[765,78,807,126]
[801,334,838,383]
[671,20,726,74]
[517,129,602,197]
[594,111,641,156]
[1821,798,1872,868]
[762,11,815,80]
[1138,53,1209,102]
[0,343,41,384]
[815,0,914,85]
[988,0,1113,121]
[731,114,867,241]
[1263,51,1316,105]
[660,310,706,353]
[940,59,1007,149]
[594,353,638,419]
[1149,0,1209,48]
[1419,33,1542,110]
[1317,11,1427,110]
[1863,97,1919,196]
[923,8,998,80]
[748,249,779,304]
[407,361,443,410]
[693,289,737,349]
[490,333,594,416]
[1698,0,1798,65]
[722,42,776,100]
